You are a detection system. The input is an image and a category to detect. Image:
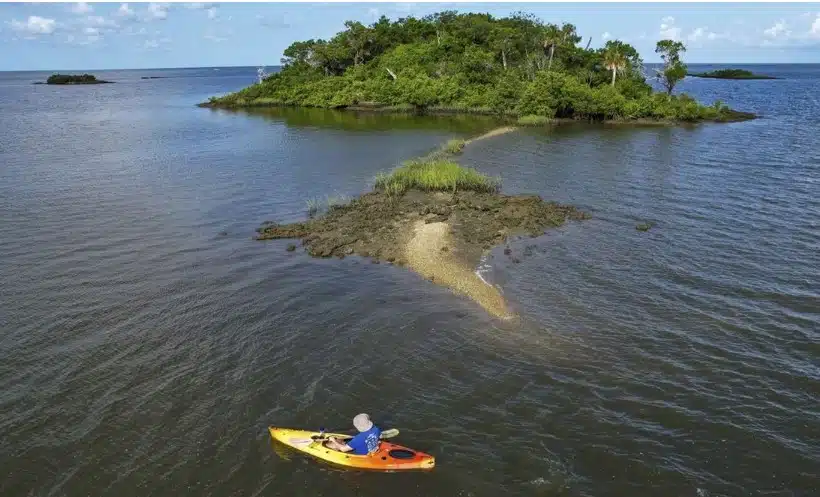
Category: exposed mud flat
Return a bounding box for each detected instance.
[256,190,589,317]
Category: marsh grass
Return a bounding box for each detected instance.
[517,115,551,126]
[443,139,466,154]
[374,158,500,195]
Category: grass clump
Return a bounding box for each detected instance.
[443,138,466,154]
[517,115,551,126]
[306,193,351,217]
[375,158,500,195]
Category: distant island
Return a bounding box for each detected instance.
[202,11,754,124]
[37,74,113,85]
[687,69,777,80]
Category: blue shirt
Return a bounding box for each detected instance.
[347,426,381,455]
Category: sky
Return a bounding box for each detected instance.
[1,2,819,71]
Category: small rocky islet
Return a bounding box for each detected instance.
[36,74,113,85]
[254,134,590,318]
[687,69,778,80]
[256,188,589,263]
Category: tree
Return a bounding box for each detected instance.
[602,46,627,86]
[655,39,687,95]
[489,26,516,69]
[542,24,561,71]
[343,21,373,66]
[542,23,580,71]
[280,40,317,67]
[602,40,642,75]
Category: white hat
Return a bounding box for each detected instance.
[353,413,373,432]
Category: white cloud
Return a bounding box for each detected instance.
[147,3,169,20]
[764,20,790,38]
[207,7,217,20]
[659,16,681,41]
[84,27,99,35]
[368,8,380,20]
[811,15,820,37]
[686,26,731,44]
[204,33,226,42]
[71,2,93,14]
[9,16,56,36]
[117,3,135,19]
[601,31,611,40]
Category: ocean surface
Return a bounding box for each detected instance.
[1,64,817,497]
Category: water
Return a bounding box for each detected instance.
[1,65,817,497]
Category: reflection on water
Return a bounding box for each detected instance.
[210,105,503,134]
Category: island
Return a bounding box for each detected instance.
[223,11,758,317]
[687,69,777,80]
[255,132,589,318]
[202,11,755,124]
[38,74,113,85]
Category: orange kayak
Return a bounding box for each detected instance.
[268,426,435,471]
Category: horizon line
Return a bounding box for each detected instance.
[3,62,819,73]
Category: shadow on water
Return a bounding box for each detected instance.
[208,105,503,134]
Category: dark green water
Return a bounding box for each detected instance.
[1,66,817,497]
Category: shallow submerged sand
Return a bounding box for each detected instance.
[405,219,511,318]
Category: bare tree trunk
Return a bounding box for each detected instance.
[502,49,507,70]
[385,68,397,80]
[548,45,555,71]
[611,67,616,86]
[585,37,592,50]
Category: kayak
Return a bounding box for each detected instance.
[268,426,435,471]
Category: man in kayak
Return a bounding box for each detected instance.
[326,413,382,455]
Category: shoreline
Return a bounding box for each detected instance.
[198,100,757,125]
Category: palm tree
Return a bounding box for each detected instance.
[542,23,579,71]
[542,24,561,71]
[603,47,627,86]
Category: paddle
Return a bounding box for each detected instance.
[285,428,400,445]
[311,428,399,441]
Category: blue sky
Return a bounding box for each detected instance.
[1,2,819,71]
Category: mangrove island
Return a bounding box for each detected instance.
[230,11,759,317]
[202,11,754,123]
[687,69,777,80]
[39,74,113,85]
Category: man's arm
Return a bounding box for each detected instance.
[327,437,353,452]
